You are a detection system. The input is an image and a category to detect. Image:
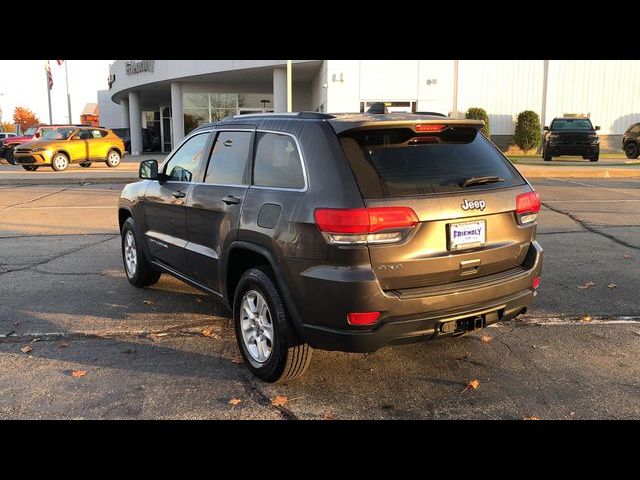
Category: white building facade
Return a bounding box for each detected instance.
[99,60,640,153]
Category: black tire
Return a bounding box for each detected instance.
[590,153,599,162]
[233,266,312,383]
[542,148,552,161]
[22,165,38,171]
[79,162,91,168]
[121,217,161,287]
[625,142,639,159]
[51,152,69,171]
[106,149,121,168]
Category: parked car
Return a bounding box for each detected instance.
[0,132,16,140]
[622,123,640,159]
[112,128,161,153]
[542,117,600,162]
[0,124,84,164]
[13,126,125,171]
[118,112,543,382]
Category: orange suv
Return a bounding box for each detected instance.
[13,126,125,171]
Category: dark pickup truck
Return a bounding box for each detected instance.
[542,117,600,162]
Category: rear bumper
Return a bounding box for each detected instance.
[289,241,543,353]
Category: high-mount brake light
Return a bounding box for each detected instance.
[314,207,419,245]
[415,124,446,132]
[515,191,541,225]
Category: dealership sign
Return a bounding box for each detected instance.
[125,60,155,75]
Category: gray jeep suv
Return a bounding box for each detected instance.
[118,112,543,382]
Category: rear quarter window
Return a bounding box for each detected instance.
[339,127,525,198]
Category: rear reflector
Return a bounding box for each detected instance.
[516,191,541,214]
[415,124,445,132]
[314,207,418,234]
[532,277,541,289]
[347,312,380,325]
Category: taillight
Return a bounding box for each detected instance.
[314,207,418,244]
[516,191,541,225]
[347,312,380,325]
[532,276,541,289]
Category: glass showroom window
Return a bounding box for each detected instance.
[183,93,275,134]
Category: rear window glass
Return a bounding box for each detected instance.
[339,127,524,198]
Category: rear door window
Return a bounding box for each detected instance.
[204,131,252,185]
[340,127,524,198]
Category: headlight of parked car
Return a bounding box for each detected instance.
[589,136,599,144]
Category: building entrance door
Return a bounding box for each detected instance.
[160,106,172,153]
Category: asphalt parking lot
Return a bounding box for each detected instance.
[1,177,639,419]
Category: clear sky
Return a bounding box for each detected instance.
[0,60,113,126]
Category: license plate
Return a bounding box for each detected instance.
[448,220,486,251]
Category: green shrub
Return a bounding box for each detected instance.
[465,108,490,138]
[513,110,542,153]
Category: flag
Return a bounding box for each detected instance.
[56,60,64,66]
[45,61,53,89]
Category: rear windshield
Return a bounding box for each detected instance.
[339,127,524,198]
[551,119,593,130]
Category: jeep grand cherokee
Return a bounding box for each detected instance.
[118,112,543,382]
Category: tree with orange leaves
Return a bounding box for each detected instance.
[13,107,40,132]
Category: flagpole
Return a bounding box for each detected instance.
[45,62,52,124]
[65,61,72,124]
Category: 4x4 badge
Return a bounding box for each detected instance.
[461,199,486,211]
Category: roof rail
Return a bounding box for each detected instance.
[228,111,335,120]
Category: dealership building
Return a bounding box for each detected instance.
[98,60,640,154]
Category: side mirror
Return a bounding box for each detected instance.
[595,126,601,131]
[543,126,549,131]
[139,159,158,180]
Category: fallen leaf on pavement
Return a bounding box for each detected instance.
[623,255,632,259]
[462,379,480,392]
[231,357,244,364]
[229,398,241,407]
[20,345,32,354]
[143,300,154,305]
[271,395,288,407]
[523,416,540,420]
[58,341,69,349]
[580,315,592,323]
[201,327,218,338]
[323,412,336,420]
[71,370,87,378]
[633,331,640,337]
[149,332,168,341]
[608,283,617,288]
[577,281,596,290]
[480,335,492,343]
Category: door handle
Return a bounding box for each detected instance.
[222,195,240,205]
[172,191,186,199]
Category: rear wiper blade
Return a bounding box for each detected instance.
[460,175,505,188]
